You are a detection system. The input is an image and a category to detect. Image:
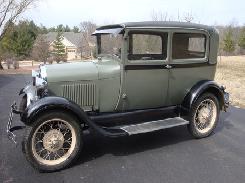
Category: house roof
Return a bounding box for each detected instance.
[96,21,215,33]
[43,32,83,47]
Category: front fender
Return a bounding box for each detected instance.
[21,96,89,125]
[182,80,226,112]
[20,96,126,137]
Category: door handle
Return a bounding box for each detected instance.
[165,64,172,69]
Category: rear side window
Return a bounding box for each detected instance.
[172,33,206,59]
[128,32,168,60]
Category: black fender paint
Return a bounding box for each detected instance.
[21,96,86,124]
[19,87,24,95]
[182,80,225,112]
[21,96,127,137]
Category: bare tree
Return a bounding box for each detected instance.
[0,0,37,41]
[31,35,49,64]
[0,49,10,69]
[183,12,194,23]
[151,10,169,21]
[0,51,3,69]
[150,10,195,23]
[80,21,97,58]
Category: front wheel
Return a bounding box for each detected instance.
[22,111,83,172]
[188,93,220,138]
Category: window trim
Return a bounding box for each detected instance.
[127,30,168,62]
[170,30,209,64]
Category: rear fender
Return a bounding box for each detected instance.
[182,80,225,113]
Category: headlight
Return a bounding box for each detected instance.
[36,77,47,86]
[32,66,47,87]
[32,70,39,86]
[40,66,47,81]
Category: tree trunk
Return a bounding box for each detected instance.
[0,61,3,69]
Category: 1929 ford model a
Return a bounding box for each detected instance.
[7,21,229,172]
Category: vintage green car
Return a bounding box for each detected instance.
[7,21,229,172]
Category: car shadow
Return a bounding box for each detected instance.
[215,110,233,133]
[73,109,233,168]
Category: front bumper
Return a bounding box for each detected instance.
[7,102,25,144]
[223,91,230,111]
[7,73,47,144]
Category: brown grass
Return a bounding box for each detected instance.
[215,56,245,108]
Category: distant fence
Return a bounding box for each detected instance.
[1,60,40,69]
[1,59,92,70]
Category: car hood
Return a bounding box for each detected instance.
[44,60,120,83]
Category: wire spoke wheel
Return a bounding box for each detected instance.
[31,118,76,166]
[194,99,217,134]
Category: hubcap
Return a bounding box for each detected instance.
[194,99,217,134]
[43,129,64,152]
[31,119,76,166]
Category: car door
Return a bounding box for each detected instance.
[121,30,170,110]
[168,30,215,105]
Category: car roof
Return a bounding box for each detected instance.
[96,21,215,33]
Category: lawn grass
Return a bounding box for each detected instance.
[215,56,245,108]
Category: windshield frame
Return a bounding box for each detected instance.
[92,28,124,59]
[95,33,123,60]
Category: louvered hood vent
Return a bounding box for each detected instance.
[62,83,96,107]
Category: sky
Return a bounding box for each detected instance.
[23,0,245,27]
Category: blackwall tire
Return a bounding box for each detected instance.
[188,93,220,139]
[22,111,83,172]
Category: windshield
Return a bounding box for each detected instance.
[97,33,123,58]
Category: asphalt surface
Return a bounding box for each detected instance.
[0,74,245,183]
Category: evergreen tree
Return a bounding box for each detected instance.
[48,27,56,32]
[0,20,38,59]
[238,27,245,49]
[223,27,235,54]
[38,24,48,34]
[53,31,67,63]
[72,26,80,33]
[64,25,71,32]
[56,24,65,32]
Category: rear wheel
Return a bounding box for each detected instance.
[22,111,82,172]
[188,93,220,138]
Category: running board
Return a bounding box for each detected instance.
[119,117,189,135]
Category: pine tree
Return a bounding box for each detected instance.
[53,31,67,63]
[72,26,79,33]
[238,27,245,49]
[0,20,38,59]
[64,25,71,32]
[222,27,235,54]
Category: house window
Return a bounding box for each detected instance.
[172,33,206,59]
[68,50,76,53]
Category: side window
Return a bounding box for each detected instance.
[172,33,206,60]
[128,32,167,60]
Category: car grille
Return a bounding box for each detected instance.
[62,83,96,107]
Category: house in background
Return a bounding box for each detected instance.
[43,32,95,61]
